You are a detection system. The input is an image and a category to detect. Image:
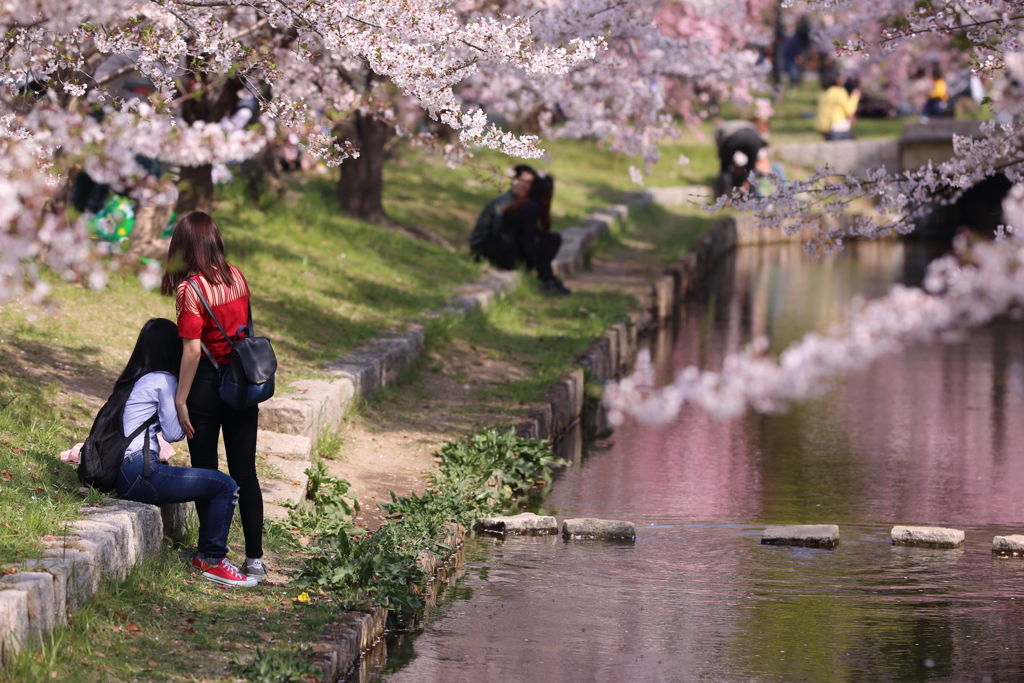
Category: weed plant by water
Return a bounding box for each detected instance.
[290,428,568,618]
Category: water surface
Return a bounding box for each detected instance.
[383,242,1024,683]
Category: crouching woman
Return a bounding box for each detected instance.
[115,318,255,588]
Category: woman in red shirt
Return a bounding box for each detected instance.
[161,211,265,582]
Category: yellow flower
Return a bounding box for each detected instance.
[297,591,310,603]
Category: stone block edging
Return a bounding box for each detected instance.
[0,499,176,664]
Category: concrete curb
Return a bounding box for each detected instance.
[551,204,629,279]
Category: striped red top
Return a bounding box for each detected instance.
[175,265,250,364]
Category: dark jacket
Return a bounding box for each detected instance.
[469,191,514,254]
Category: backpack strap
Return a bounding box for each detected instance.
[187,278,234,370]
[124,413,159,479]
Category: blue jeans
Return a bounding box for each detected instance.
[116,450,239,559]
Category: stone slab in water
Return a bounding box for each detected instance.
[891,525,964,549]
[992,535,1024,556]
[761,525,839,549]
[562,518,636,540]
[476,513,558,536]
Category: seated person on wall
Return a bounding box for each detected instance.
[470,165,571,296]
[714,118,768,199]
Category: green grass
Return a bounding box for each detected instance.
[0,372,108,564]
[427,274,635,410]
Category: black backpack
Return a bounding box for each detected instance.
[78,378,157,492]
[187,278,277,409]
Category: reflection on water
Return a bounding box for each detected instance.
[382,242,1024,683]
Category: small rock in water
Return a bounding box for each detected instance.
[475,512,558,536]
[562,518,636,540]
[761,525,839,549]
[890,525,964,549]
[992,535,1024,556]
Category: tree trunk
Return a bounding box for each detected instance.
[176,164,215,215]
[337,112,393,223]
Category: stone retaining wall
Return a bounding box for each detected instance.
[775,139,900,177]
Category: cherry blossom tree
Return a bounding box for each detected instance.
[607,0,1024,424]
[0,0,601,300]
[1,0,768,300]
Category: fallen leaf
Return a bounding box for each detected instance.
[2,567,19,576]
[126,623,141,634]
[183,627,196,635]
[0,470,12,481]
[260,633,273,642]
[186,618,196,624]
[128,647,137,653]
[147,660,157,666]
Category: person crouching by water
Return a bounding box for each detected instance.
[113,319,254,587]
[469,165,571,296]
[161,211,266,583]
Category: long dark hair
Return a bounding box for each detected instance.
[530,175,554,233]
[503,173,554,232]
[115,318,183,391]
[160,211,234,296]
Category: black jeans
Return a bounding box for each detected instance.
[187,359,262,559]
[519,228,561,282]
[478,229,519,270]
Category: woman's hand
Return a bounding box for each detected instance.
[176,401,195,439]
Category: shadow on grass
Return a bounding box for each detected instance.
[365,279,637,437]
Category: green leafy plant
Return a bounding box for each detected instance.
[265,461,359,547]
[292,428,567,617]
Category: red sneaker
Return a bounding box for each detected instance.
[193,557,257,587]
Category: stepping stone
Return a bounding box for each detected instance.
[475,513,558,536]
[562,518,636,541]
[891,525,964,549]
[761,525,839,549]
[992,535,1024,556]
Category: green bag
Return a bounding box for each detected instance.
[88,194,135,243]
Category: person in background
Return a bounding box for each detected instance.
[160,211,267,584]
[471,166,570,295]
[816,68,860,141]
[714,118,769,198]
[922,65,949,120]
[470,165,532,270]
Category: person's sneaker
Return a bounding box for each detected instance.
[541,277,572,296]
[242,558,267,582]
[194,557,257,587]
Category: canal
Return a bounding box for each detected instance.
[378,241,1024,682]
